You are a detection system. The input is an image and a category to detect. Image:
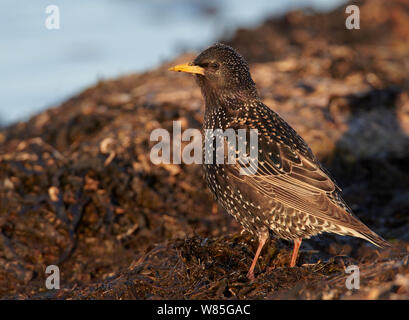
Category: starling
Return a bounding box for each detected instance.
[169,43,390,280]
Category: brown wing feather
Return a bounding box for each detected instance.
[225,104,390,247]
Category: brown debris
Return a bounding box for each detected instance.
[1,0,409,299]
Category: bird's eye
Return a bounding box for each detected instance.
[198,62,219,71]
[209,62,220,70]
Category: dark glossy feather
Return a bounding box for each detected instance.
[224,101,390,247]
[192,43,390,249]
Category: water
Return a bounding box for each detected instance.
[0,0,345,125]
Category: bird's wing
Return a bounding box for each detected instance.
[220,103,389,247]
[225,106,362,228]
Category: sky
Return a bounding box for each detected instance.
[0,0,346,125]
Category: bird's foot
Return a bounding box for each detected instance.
[246,270,255,281]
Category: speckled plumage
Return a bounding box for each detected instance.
[172,43,390,279]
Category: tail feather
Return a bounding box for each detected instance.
[325,202,392,248]
[356,228,391,248]
[340,223,391,248]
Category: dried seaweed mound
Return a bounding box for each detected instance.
[1,0,409,299]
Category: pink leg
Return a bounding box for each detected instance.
[290,238,302,267]
[247,232,268,280]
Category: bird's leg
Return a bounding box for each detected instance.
[247,232,268,280]
[290,238,302,267]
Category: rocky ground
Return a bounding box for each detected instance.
[1,0,408,299]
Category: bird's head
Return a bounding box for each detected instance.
[169,43,258,102]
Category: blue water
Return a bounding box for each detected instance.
[0,0,345,125]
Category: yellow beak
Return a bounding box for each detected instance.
[168,63,205,75]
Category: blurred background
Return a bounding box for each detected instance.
[1,0,409,300]
[0,0,346,126]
